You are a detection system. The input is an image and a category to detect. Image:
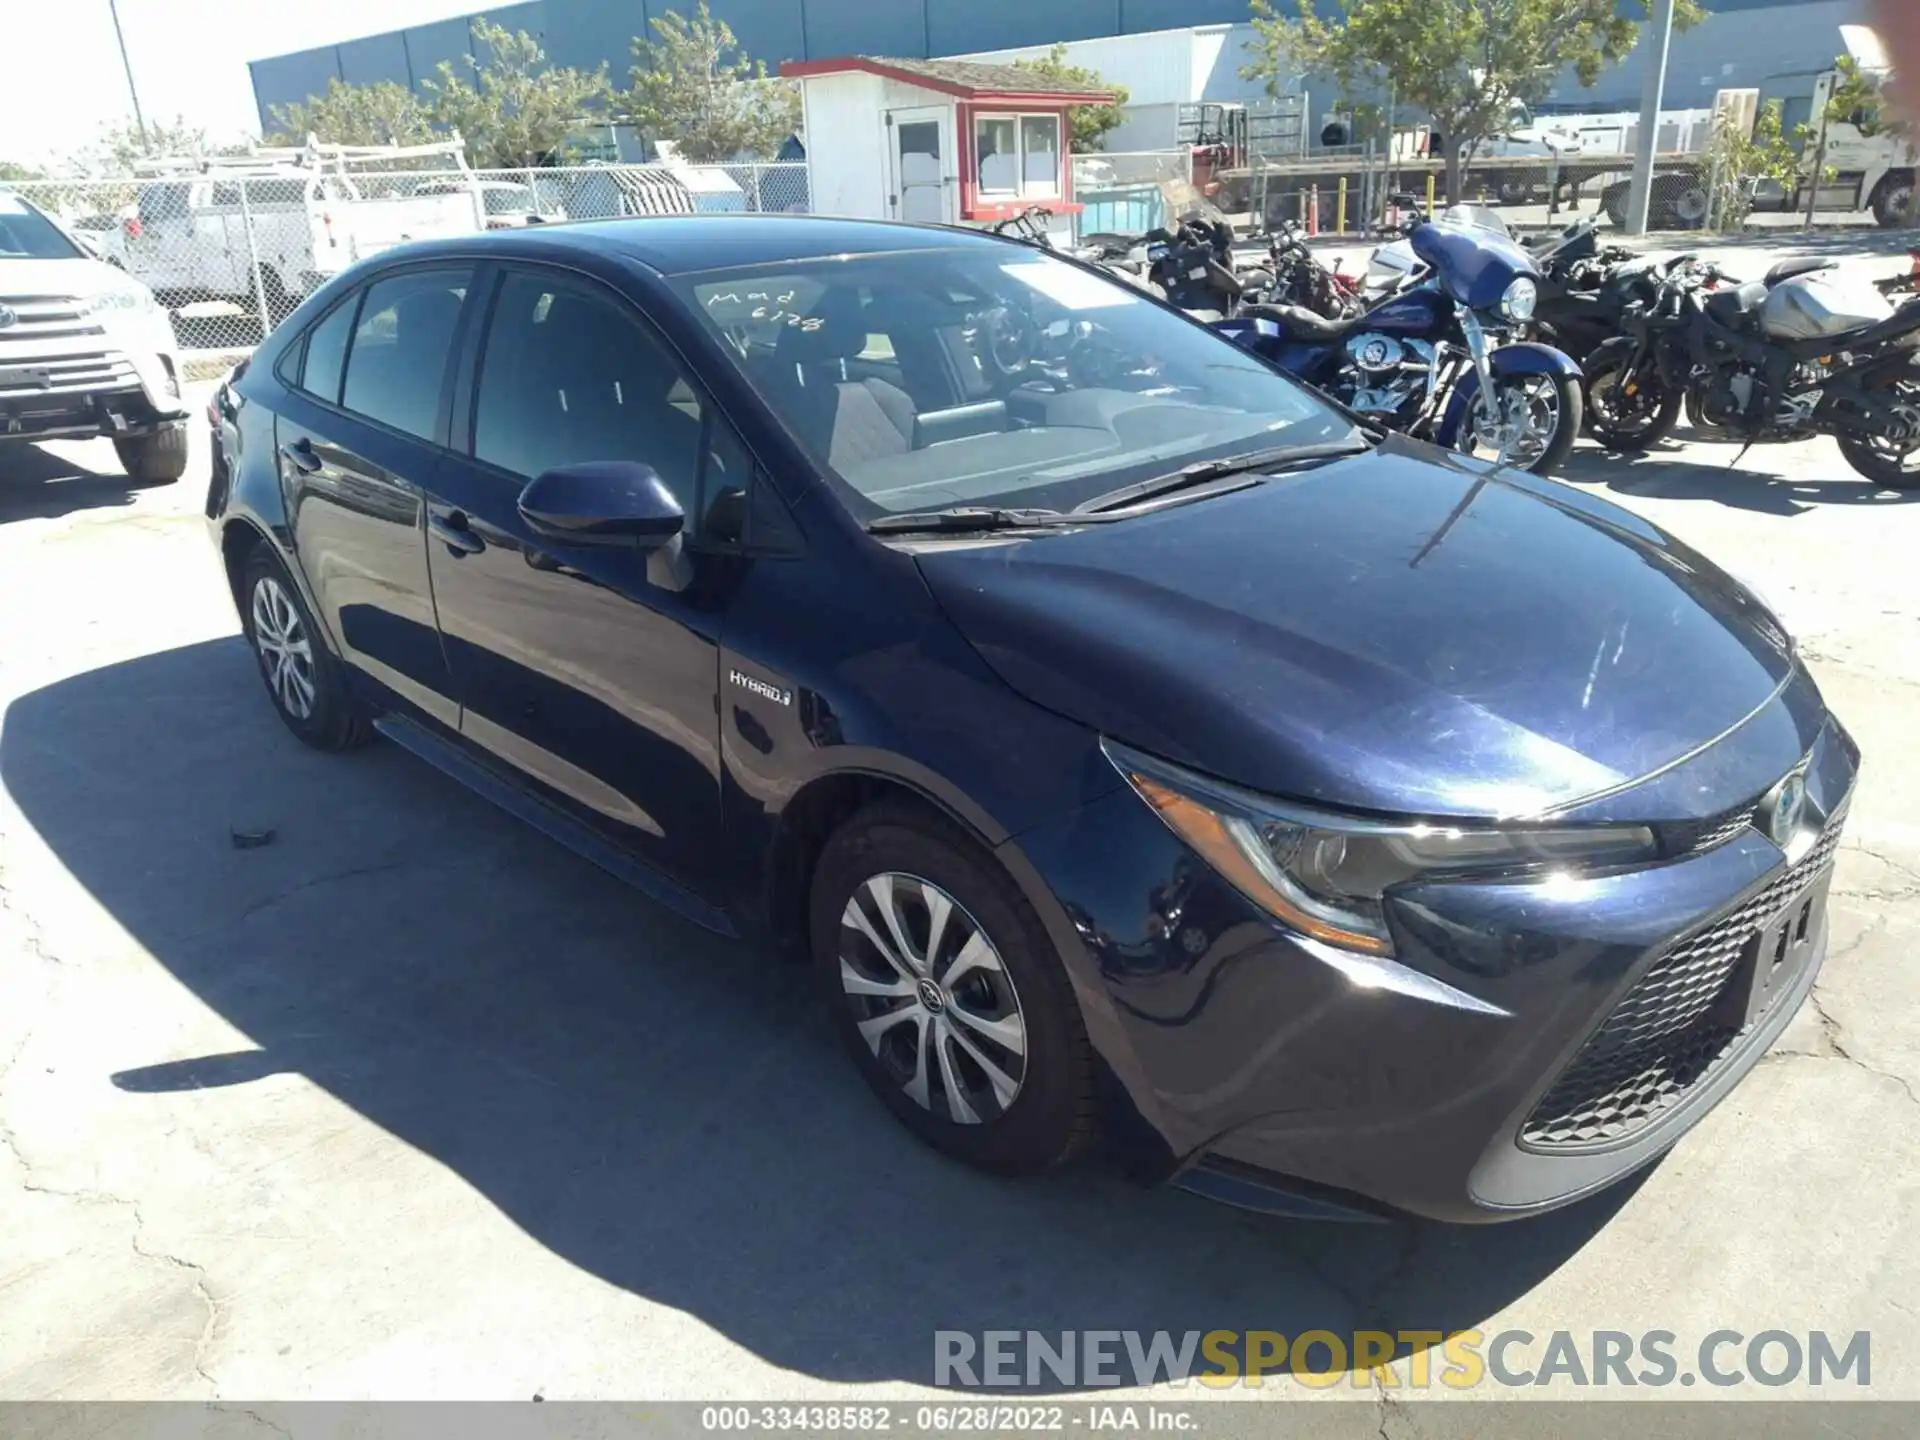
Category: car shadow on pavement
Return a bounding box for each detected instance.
[1560,441,1920,517]
[0,444,138,523]
[0,636,1639,1390]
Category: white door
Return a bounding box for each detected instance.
[888,107,953,225]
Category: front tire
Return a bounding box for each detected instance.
[810,802,1096,1176]
[113,422,189,485]
[1585,340,1683,452]
[240,548,372,750]
[1872,173,1915,230]
[1457,369,1583,475]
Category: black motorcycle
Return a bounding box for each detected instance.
[1528,223,1682,366]
[1585,261,1920,486]
[1142,217,1245,318]
[1260,219,1364,320]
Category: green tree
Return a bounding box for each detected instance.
[424,18,610,167]
[1010,45,1128,151]
[1244,0,1703,203]
[1825,54,1903,137]
[0,159,45,181]
[270,79,437,147]
[623,2,800,163]
[72,116,227,174]
[1704,99,1801,230]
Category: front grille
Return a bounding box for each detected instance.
[1669,807,1756,856]
[1520,810,1847,1151]
[0,351,139,401]
[0,295,107,344]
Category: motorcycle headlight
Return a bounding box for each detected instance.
[1500,276,1539,322]
[1107,741,1656,958]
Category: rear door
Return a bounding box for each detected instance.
[273,263,473,726]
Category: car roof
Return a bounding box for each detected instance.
[382,213,1021,277]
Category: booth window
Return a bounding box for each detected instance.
[974,113,1061,198]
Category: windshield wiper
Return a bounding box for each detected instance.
[1074,439,1374,515]
[866,507,1079,535]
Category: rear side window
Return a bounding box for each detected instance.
[340,267,471,441]
[298,297,358,405]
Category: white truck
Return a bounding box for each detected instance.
[89,138,491,315]
[0,186,190,482]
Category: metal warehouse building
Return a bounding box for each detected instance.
[249,0,1869,142]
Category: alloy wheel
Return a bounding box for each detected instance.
[838,872,1027,1125]
[1464,375,1562,467]
[250,575,317,720]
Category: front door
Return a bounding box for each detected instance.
[278,265,473,727]
[888,107,954,225]
[423,264,727,893]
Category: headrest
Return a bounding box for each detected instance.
[778,284,868,364]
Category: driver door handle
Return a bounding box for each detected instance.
[429,510,485,556]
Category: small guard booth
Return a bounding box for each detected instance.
[780,57,1115,244]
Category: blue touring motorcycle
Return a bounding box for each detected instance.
[1214,209,1584,474]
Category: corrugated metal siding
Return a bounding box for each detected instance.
[250,0,1874,135]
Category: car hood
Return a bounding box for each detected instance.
[0,256,146,299]
[913,437,1801,819]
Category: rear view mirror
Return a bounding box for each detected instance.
[517,462,684,548]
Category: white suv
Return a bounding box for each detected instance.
[1,186,190,483]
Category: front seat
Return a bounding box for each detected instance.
[1239,302,1362,342]
[1764,256,1838,288]
[771,287,918,470]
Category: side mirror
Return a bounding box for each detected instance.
[517,461,684,548]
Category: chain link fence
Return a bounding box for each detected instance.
[13,161,814,357]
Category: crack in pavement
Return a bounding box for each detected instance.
[1803,988,1920,1109]
[207,1405,294,1439]
[0,1114,224,1394]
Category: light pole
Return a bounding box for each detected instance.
[108,0,149,148]
[1624,0,1676,235]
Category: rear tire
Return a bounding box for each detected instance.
[1839,436,1920,489]
[1585,340,1683,452]
[113,422,189,485]
[239,548,373,750]
[810,802,1096,1176]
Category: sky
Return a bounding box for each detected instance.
[1,0,484,166]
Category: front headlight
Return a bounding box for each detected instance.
[1499,276,1539,322]
[1107,741,1656,958]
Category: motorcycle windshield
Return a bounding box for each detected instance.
[1412,221,1539,312]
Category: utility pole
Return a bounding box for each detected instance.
[1624,0,1675,235]
[108,0,149,150]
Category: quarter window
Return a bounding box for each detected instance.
[339,267,471,441]
[297,296,357,405]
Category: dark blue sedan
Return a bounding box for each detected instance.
[205,215,1858,1223]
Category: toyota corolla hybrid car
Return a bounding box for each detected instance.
[205,215,1857,1223]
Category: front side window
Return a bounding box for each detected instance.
[473,270,706,507]
[675,246,1349,521]
[976,116,1019,194]
[339,267,471,441]
[1020,116,1060,190]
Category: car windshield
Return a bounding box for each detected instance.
[0,192,83,260]
[672,245,1354,519]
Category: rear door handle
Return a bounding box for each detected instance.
[429,510,485,556]
[278,437,321,474]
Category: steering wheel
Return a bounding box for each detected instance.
[979,305,1038,377]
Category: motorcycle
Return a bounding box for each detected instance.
[1213,210,1585,475]
[1584,258,1920,486]
[1262,218,1364,319]
[1141,216,1246,320]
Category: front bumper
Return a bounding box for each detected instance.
[1008,714,1859,1224]
[1,298,187,441]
